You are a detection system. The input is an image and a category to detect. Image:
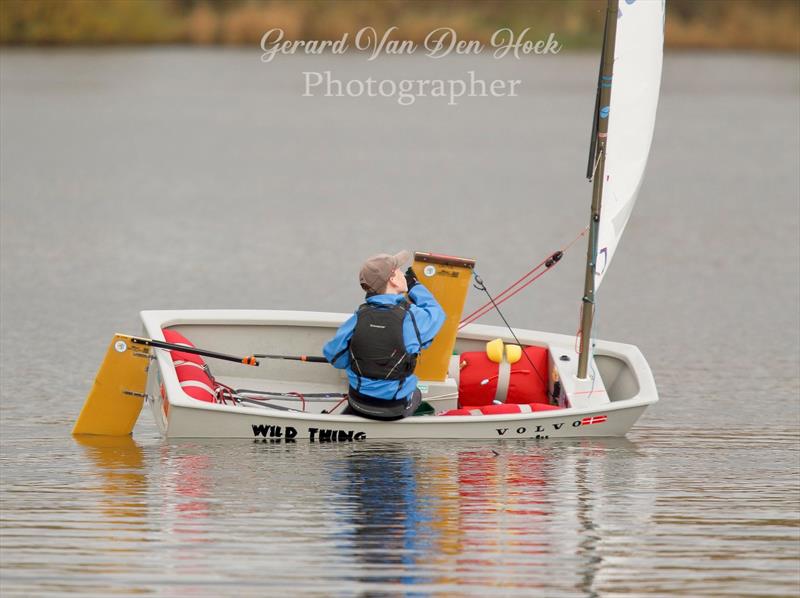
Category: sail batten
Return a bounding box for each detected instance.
[594,0,665,288]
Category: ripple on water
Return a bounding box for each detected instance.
[1,50,799,597]
[1,433,797,596]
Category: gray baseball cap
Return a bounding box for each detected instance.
[359,250,412,293]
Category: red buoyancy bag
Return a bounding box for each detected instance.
[163,329,205,365]
[458,346,550,407]
[162,329,216,403]
[442,402,561,416]
[457,352,499,406]
[507,346,548,405]
[174,362,216,403]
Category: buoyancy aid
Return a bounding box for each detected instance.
[458,344,550,406]
[349,300,421,386]
[442,402,562,416]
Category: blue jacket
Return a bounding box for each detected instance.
[323,285,445,400]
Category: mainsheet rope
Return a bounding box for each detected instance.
[470,272,547,386]
[459,226,589,329]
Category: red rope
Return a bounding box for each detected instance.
[459,254,551,324]
[288,392,306,412]
[212,378,237,405]
[459,227,588,329]
[325,395,349,414]
[460,267,551,329]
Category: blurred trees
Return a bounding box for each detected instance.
[1,0,797,52]
[0,0,182,44]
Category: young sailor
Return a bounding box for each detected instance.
[323,251,445,420]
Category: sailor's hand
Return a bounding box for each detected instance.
[405,267,419,291]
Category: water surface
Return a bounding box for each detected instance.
[1,49,798,596]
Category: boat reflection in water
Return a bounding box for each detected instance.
[71,435,151,586]
[329,437,648,593]
[70,435,651,593]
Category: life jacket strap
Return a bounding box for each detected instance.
[405,303,422,346]
[392,376,406,400]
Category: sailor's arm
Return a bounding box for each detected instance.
[406,284,445,349]
[323,313,357,369]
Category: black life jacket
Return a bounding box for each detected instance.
[348,300,421,384]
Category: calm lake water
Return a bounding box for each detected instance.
[1,49,798,596]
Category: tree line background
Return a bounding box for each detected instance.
[1,0,797,52]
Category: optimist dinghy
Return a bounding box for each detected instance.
[73,0,663,441]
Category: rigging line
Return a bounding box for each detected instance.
[586,3,608,180]
[575,303,589,354]
[459,263,556,328]
[460,227,587,325]
[470,271,547,386]
[459,256,551,324]
[588,342,597,399]
[565,225,591,252]
[591,147,603,181]
[459,226,589,329]
[322,395,349,414]
[459,267,553,329]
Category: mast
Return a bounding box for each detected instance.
[578,0,618,379]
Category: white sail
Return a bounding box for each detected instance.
[594,0,665,288]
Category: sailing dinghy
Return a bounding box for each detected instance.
[73,0,664,441]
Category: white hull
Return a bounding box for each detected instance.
[140,310,658,440]
[155,401,650,441]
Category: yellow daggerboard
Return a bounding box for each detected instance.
[412,252,475,381]
[72,334,152,436]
